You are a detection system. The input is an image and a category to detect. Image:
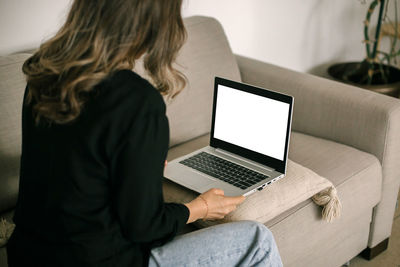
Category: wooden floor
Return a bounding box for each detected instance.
[349,190,400,267]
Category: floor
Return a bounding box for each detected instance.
[349,190,400,267]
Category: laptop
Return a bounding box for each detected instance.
[164,77,294,197]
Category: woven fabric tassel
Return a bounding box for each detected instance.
[0,218,15,247]
[312,187,342,222]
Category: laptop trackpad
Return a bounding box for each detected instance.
[178,173,215,189]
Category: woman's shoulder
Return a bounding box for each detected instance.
[109,69,151,91]
[96,69,166,113]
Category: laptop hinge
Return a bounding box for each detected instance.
[215,148,275,172]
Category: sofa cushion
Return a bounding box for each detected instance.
[135,16,241,147]
[164,157,341,226]
[0,210,14,267]
[167,132,381,189]
[288,132,381,187]
[172,131,380,184]
[265,131,382,226]
[166,16,241,147]
[0,54,30,213]
[165,131,381,222]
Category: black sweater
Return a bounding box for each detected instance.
[7,70,189,267]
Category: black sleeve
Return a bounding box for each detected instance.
[110,102,189,247]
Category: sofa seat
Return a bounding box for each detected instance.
[167,131,381,193]
[266,131,382,224]
[166,131,382,267]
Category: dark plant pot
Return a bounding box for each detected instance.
[328,62,400,98]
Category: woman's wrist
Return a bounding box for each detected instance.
[184,197,208,224]
[197,195,208,218]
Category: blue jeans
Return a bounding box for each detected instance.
[148,221,283,267]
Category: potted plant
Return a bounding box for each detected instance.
[328,0,400,97]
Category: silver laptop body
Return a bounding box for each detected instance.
[165,77,294,197]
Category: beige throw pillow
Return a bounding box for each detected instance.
[163,159,341,227]
[0,218,15,247]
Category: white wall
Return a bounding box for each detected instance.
[182,0,370,73]
[0,0,71,54]
[1,0,393,73]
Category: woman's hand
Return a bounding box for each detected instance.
[184,188,245,223]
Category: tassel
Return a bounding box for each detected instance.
[312,187,342,222]
[0,218,15,247]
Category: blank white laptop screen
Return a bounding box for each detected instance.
[213,85,290,161]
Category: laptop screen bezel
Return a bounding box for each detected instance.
[210,77,293,174]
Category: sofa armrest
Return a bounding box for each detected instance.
[235,55,400,248]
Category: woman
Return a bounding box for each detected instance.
[7,0,282,266]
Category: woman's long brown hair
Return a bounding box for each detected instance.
[23,0,186,124]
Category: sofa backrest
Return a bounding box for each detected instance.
[135,16,241,147]
[168,16,241,146]
[0,53,30,214]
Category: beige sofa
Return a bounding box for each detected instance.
[1,16,400,267]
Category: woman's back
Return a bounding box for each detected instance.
[8,70,188,267]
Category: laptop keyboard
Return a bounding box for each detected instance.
[179,152,269,190]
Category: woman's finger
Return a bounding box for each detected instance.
[212,188,225,196]
[225,195,246,205]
